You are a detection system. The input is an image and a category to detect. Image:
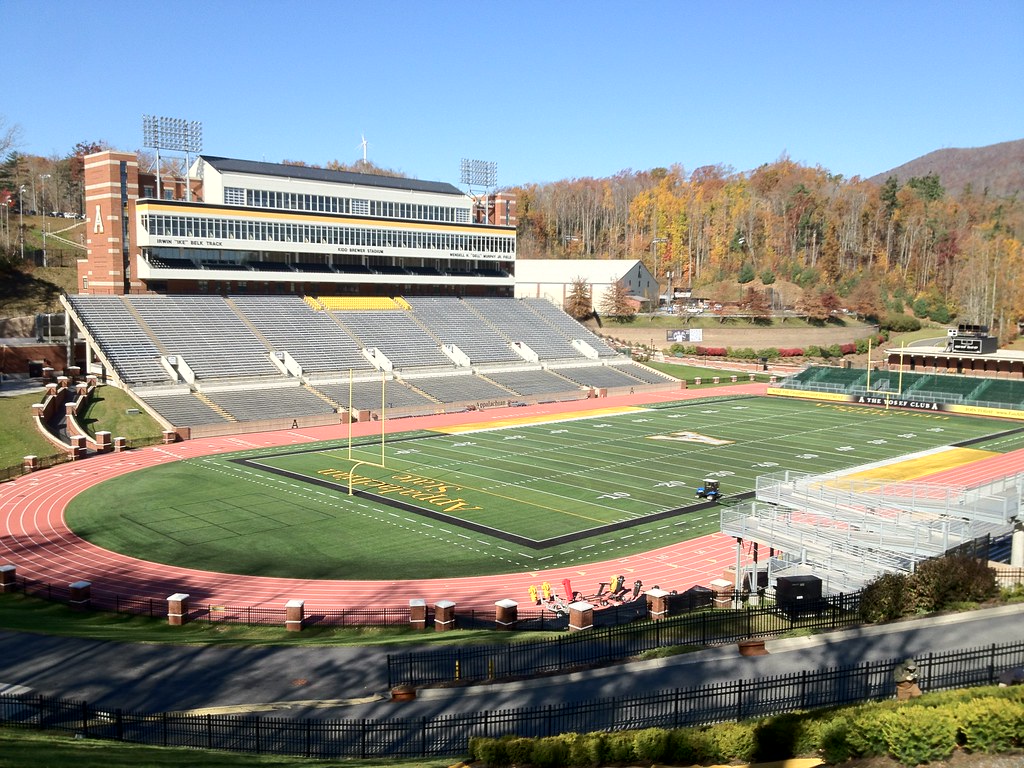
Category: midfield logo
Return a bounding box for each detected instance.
[647,431,733,446]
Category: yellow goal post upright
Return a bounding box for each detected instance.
[338,368,388,495]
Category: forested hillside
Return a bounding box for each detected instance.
[868,138,1024,199]
[510,152,1024,338]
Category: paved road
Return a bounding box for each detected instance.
[1,603,1021,720]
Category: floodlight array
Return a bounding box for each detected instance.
[142,115,203,153]
[460,158,497,188]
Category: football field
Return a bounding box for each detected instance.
[65,396,1024,580]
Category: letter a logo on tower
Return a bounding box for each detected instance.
[93,204,104,234]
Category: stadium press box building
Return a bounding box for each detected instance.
[79,150,517,297]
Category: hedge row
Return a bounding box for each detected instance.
[675,333,887,361]
[469,687,1024,767]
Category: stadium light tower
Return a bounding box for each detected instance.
[460,158,497,224]
[142,115,203,202]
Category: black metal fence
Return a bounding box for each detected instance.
[2,639,1021,760]
[387,592,861,687]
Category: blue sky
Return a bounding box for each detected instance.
[6,0,1023,188]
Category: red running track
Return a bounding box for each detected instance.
[3,383,1018,612]
[0,386,765,611]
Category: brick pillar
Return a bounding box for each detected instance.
[76,382,89,398]
[694,377,702,385]
[86,375,98,387]
[70,435,87,460]
[95,431,112,452]
[68,580,91,610]
[0,565,16,593]
[65,401,77,418]
[646,588,670,621]
[713,376,720,384]
[749,373,756,381]
[22,455,37,472]
[68,366,81,380]
[568,601,594,632]
[709,578,734,608]
[162,430,177,444]
[434,600,455,632]
[285,599,305,632]
[113,436,127,452]
[730,375,737,383]
[769,375,778,384]
[409,599,427,630]
[167,593,190,626]
[57,375,70,389]
[494,599,518,631]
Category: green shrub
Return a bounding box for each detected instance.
[956,698,1024,753]
[805,345,822,358]
[739,262,756,283]
[531,735,570,767]
[855,337,871,354]
[880,313,921,332]
[469,735,507,765]
[505,736,534,765]
[756,348,780,360]
[566,731,606,767]
[860,571,911,622]
[912,297,931,318]
[826,343,843,358]
[882,707,957,764]
[751,712,818,761]
[760,269,776,285]
[846,706,898,757]
[632,727,670,762]
[666,727,718,765]
[710,721,756,762]
[910,555,998,613]
[818,716,855,764]
[603,731,636,764]
[731,346,757,359]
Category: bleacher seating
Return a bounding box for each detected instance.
[314,378,436,411]
[811,368,866,389]
[610,363,677,384]
[66,296,170,384]
[463,297,583,360]
[317,296,408,311]
[247,261,294,272]
[144,392,231,426]
[293,262,335,274]
[905,374,983,401]
[205,386,336,422]
[404,374,513,404]
[523,298,620,357]
[404,296,521,365]
[973,379,1024,407]
[553,365,650,389]
[484,368,582,397]
[127,295,282,380]
[332,310,453,370]
[70,293,690,430]
[148,255,198,270]
[230,295,375,375]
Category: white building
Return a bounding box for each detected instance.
[514,259,658,310]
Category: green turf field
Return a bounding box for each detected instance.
[65,396,1024,580]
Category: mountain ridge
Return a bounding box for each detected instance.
[867,138,1024,197]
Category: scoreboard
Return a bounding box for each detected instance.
[950,336,998,354]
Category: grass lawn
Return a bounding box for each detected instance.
[0,592,560,647]
[0,728,455,768]
[0,391,61,468]
[64,395,1020,581]
[76,385,164,442]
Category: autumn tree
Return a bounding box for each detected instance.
[740,286,772,323]
[564,276,592,319]
[599,279,636,321]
